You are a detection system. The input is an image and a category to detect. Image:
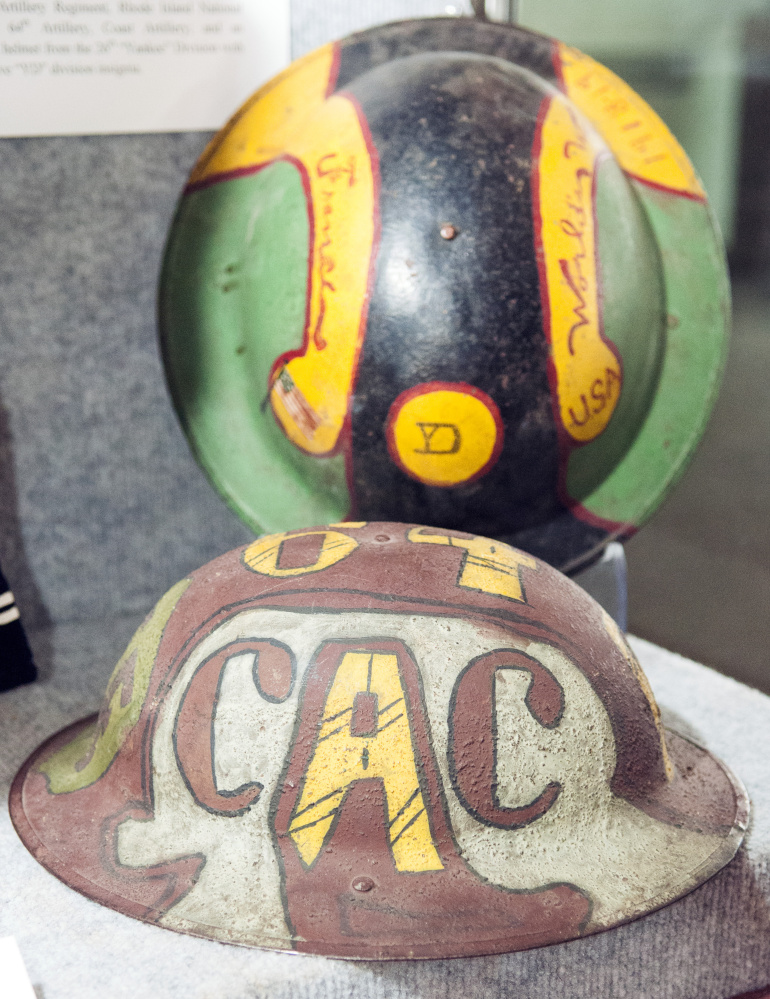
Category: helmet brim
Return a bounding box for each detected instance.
[10,715,748,959]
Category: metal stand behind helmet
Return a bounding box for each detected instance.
[159,17,729,572]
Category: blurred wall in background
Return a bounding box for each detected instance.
[520,0,770,691]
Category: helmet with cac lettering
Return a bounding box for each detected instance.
[11,522,747,959]
[159,16,729,572]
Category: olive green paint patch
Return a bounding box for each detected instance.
[40,577,192,794]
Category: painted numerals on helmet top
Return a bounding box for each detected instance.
[12,524,748,959]
[245,524,538,604]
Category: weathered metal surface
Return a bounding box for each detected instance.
[10,523,748,959]
[159,18,729,573]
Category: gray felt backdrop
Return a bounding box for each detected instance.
[0,0,468,670]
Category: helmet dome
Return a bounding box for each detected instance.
[160,18,728,571]
[11,522,747,959]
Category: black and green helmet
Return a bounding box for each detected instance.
[160,17,729,570]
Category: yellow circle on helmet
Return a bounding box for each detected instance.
[386,382,503,488]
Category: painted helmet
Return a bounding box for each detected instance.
[159,18,729,572]
[12,522,747,959]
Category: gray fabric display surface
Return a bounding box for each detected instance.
[0,2,768,995]
[1,635,769,998]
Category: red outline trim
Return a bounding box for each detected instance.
[188,54,305,186]
[265,49,354,405]
[336,89,382,513]
[265,91,381,479]
[592,151,622,376]
[564,153,627,537]
[531,96,626,531]
[183,153,311,202]
[181,151,319,445]
[266,157,316,387]
[550,38,707,207]
[569,502,631,535]
[182,153,309,221]
[625,171,707,203]
[385,381,505,489]
[530,92,558,417]
[184,162,272,195]
[554,152,623,499]
[325,41,341,99]
[550,38,567,92]
[531,93,575,481]
[179,46,378,515]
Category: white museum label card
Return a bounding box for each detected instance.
[0,937,37,999]
[0,0,290,135]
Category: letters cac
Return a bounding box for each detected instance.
[13,524,745,959]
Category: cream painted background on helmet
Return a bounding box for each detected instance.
[116,608,721,945]
[431,641,723,927]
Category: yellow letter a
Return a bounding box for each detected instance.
[288,651,443,873]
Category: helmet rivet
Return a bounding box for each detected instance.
[374,534,390,542]
[353,877,375,893]
[439,223,458,240]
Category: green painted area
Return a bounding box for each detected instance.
[576,180,729,524]
[40,578,191,794]
[159,161,350,534]
[566,155,666,503]
[159,153,727,542]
